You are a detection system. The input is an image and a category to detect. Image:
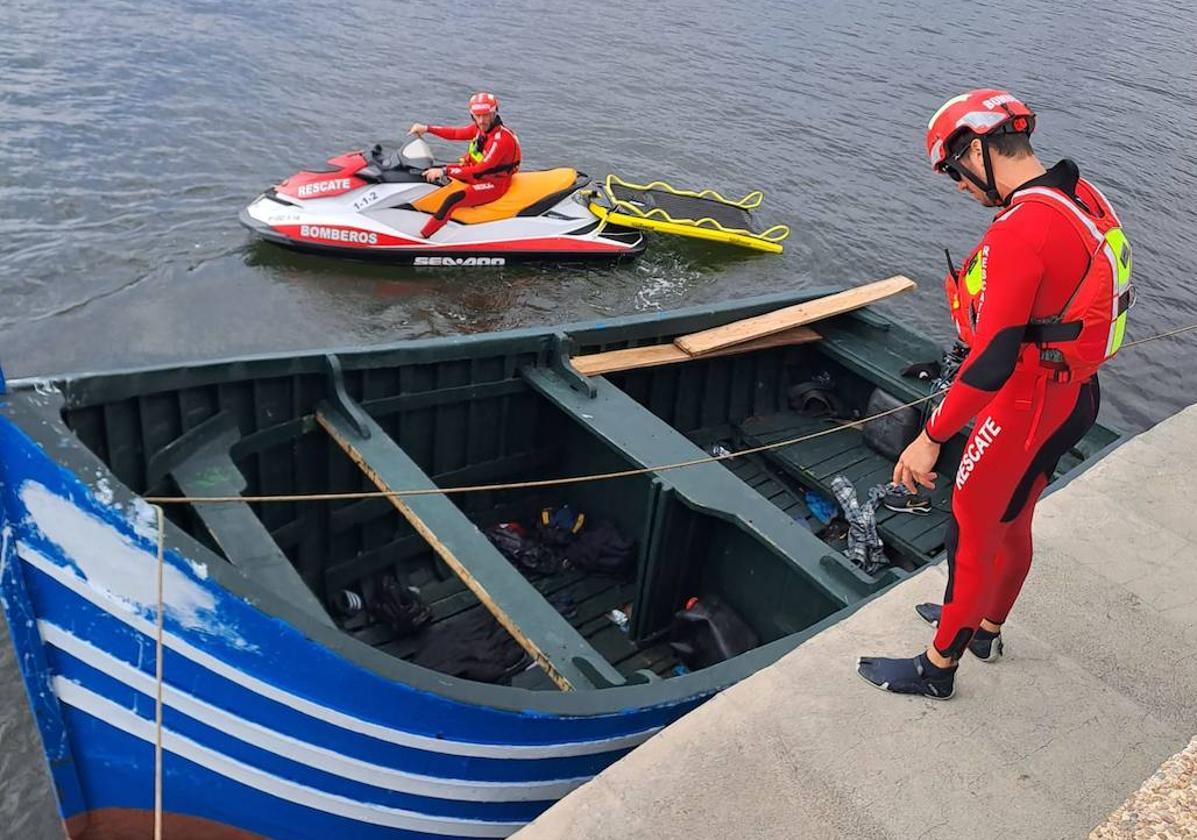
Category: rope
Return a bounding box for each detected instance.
[1121,321,1197,348]
[144,388,945,506]
[153,504,165,840]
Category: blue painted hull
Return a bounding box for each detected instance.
[0,417,709,838]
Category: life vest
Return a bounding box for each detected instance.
[943,245,983,345]
[464,134,485,163]
[943,177,1132,383]
[459,122,521,176]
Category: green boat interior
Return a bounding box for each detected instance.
[51,303,1118,692]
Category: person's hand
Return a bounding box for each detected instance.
[423,167,445,182]
[408,123,428,135]
[893,430,940,494]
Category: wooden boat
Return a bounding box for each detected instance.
[0,280,1120,838]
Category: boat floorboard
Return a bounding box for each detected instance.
[686,428,824,533]
[734,411,954,567]
[720,457,820,531]
[345,560,675,689]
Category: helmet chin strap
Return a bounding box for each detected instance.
[957,136,1005,205]
[980,136,1005,205]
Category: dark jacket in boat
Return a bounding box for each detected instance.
[412,607,529,683]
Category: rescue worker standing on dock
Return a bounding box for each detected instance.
[858,89,1134,699]
[409,92,521,240]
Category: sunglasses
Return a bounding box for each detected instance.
[941,141,972,182]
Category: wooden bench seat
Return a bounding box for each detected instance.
[147,412,334,626]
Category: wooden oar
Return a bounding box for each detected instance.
[673,275,917,357]
[571,325,821,377]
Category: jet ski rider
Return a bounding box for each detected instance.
[408,92,522,239]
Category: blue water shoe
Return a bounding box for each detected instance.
[856,652,956,699]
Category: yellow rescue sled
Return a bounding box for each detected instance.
[588,174,791,254]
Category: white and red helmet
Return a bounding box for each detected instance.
[926,89,1036,173]
[469,92,499,116]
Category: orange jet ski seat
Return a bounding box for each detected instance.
[411,168,581,223]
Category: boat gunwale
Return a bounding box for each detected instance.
[6,287,848,404]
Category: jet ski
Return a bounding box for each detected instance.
[239,137,646,265]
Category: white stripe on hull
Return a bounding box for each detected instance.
[40,621,588,802]
[52,678,522,838]
[18,542,661,759]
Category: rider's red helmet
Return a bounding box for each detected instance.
[926,89,1036,172]
[469,92,499,116]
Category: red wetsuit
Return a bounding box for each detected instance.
[420,118,521,238]
[926,160,1112,659]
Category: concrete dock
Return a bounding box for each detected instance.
[517,405,1197,840]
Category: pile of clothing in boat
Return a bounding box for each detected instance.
[482,504,636,580]
[341,573,531,685]
[807,478,931,575]
[411,604,531,684]
[828,476,889,575]
[337,505,637,685]
[408,507,635,684]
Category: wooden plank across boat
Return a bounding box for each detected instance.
[0,281,1121,839]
